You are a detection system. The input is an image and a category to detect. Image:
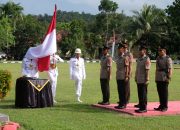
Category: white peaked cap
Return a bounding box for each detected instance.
[75,48,81,54]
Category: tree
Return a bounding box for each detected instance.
[166,0,180,32]
[84,33,103,59]
[165,0,180,55]
[60,20,85,57]
[98,0,118,13]
[132,4,169,52]
[8,15,47,60]
[1,1,23,31]
[0,16,14,52]
[98,0,118,42]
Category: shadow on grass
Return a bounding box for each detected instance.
[0,99,15,109]
[53,103,114,114]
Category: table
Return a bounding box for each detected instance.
[15,77,53,108]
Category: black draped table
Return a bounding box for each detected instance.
[15,77,53,108]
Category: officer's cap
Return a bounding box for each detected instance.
[139,45,148,51]
[75,48,81,54]
[118,43,126,49]
[102,45,110,50]
[158,45,167,51]
[122,40,128,48]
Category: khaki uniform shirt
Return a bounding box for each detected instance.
[124,50,133,63]
[116,54,129,80]
[155,55,172,82]
[100,54,112,79]
[135,55,151,84]
[124,50,133,76]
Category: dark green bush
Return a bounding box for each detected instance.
[0,70,12,99]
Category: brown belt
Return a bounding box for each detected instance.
[50,64,56,69]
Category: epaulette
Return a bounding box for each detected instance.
[165,55,170,59]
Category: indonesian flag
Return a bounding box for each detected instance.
[25,5,57,72]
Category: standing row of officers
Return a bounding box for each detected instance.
[98,43,172,113]
[21,42,173,113]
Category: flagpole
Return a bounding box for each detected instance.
[111,29,115,58]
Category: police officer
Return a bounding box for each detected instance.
[70,48,86,103]
[134,46,151,113]
[48,53,64,103]
[114,43,130,109]
[154,46,173,112]
[98,45,112,105]
[122,41,133,104]
[22,57,39,78]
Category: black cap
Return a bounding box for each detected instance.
[118,43,125,49]
[158,45,167,50]
[139,45,148,51]
[102,45,110,50]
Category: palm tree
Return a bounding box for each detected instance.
[132,4,168,48]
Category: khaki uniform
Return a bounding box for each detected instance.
[100,54,112,79]
[116,54,129,106]
[155,55,172,109]
[156,55,172,82]
[135,55,151,110]
[124,50,133,103]
[100,54,112,103]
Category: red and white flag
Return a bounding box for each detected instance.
[25,5,57,72]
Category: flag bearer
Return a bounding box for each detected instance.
[48,53,64,103]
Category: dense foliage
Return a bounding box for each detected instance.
[0,0,179,60]
[0,70,12,99]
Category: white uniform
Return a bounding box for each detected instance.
[48,54,64,101]
[70,57,86,101]
[22,58,39,78]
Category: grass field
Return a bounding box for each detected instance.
[0,62,180,130]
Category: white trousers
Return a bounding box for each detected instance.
[50,76,57,99]
[75,79,82,97]
[48,69,58,99]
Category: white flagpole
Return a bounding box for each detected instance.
[111,30,115,58]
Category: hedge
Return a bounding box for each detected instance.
[0,70,12,99]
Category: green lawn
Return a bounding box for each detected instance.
[0,62,180,130]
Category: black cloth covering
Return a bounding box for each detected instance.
[15,77,53,108]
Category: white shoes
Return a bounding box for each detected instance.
[53,100,57,104]
[77,97,83,103]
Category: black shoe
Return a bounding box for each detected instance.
[134,104,140,108]
[154,107,162,111]
[135,109,147,113]
[98,101,110,105]
[161,108,168,112]
[114,105,126,109]
[98,101,103,104]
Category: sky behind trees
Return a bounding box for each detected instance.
[1,0,173,15]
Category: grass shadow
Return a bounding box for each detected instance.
[0,99,16,109]
[53,103,116,114]
[0,104,15,109]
